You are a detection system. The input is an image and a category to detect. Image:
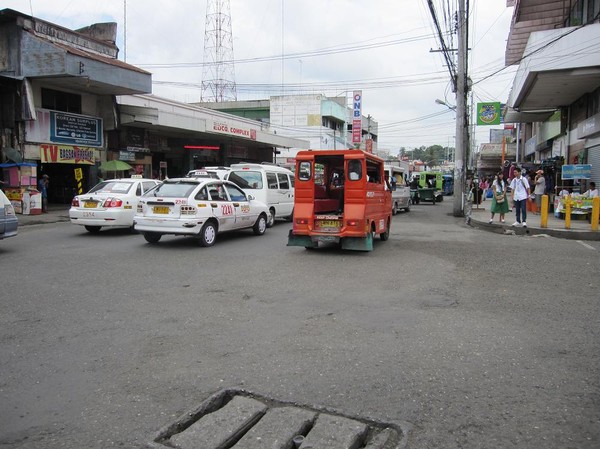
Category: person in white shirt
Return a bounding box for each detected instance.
[558,188,571,197]
[582,182,598,198]
[510,167,530,227]
[533,169,546,214]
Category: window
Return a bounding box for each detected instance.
[229,171,263,189]
[267,172,278,189]
[277,173,289,189]
[142,182,158,193]
[348,160,362,181]
[298,162,311,181]
[224,184,246,201]
[195,186,209,201]
[89,181,133,194]
[41,88,82,113]
[144,181,198,198]
[136,184,142,196]
[208,184,227,201]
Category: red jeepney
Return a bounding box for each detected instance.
[287,149,392,251]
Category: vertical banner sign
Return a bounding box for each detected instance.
[74,168,83,194]
[352,91,363,144]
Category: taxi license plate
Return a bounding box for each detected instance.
[84,202,98,208]
[153,206,170,214]
[316,220,340,229]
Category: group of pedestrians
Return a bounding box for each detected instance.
[487,166,533,227]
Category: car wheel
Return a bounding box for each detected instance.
[143,232,162,244]
[85,225,101,234]
[198,221,217,247]
[392,203,397,215]
[287,208,294,222]
[266,208,275,228]
[405,204,411,212]
[380,219,390,241]
[253,213,267,235]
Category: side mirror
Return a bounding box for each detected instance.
[247,194,255,201]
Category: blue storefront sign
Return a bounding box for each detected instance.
[561,164,592,180]
[50,111,103,147]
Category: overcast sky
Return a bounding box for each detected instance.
[4,0,517,153]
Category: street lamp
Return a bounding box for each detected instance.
[435,99,456,110]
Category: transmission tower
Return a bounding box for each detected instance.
[200,0,237,102]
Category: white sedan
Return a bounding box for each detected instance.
[134,178,269,246]
[69,177,160,233]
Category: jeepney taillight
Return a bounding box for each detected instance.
[296,218,308,225]
[347,220,358,226]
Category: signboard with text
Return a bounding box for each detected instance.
[40,144,95,165]
[561,164,592,180]
[352,91,362,144]
[50,111,103,146]
[209,119,257,140]
[476,102,502,126]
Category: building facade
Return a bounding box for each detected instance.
[504,0,600,190]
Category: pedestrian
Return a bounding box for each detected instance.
[533,169,546,213]
[582,181,598,198]
[38,174,49,213]
[510,167,530,227]
[508,162,516,182]
[488,172,509,223]
[480,177,489,201]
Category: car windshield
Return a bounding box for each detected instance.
[145,181,198,198]
[88,181,134,194]
[228,171,263,189]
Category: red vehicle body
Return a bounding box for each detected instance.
[287,149,392,251]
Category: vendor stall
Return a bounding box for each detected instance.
[0,162,41,215]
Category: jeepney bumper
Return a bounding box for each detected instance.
[287,230,373,251]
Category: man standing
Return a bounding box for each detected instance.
[510,167,530,227]
[533,169,546,213]
[38,174,49,213]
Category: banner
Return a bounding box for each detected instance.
[352,91,362,144]
[477,102,502,126]
[40,144,95,165]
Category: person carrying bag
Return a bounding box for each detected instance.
[488,172,509,223]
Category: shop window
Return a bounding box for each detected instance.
[41,88,81,113]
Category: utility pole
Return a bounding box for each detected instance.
[453,0,469,217]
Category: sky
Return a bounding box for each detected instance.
[3,0,518,154]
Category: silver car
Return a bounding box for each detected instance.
[0,189,18,240]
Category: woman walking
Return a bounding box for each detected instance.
[488,172,509,223]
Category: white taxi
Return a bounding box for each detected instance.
[69,177,160,233]
[134,178,269,246]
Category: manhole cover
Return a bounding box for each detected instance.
[148,388,408,449]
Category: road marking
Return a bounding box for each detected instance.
[577,240,596,250]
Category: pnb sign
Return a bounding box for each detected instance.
[352,91,362,144]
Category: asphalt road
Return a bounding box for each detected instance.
[1,198,598,448]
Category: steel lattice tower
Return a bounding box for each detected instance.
[200,0,237,102]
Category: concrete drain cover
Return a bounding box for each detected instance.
[148,388,408,449]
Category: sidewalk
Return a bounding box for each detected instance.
[468,198,600,241]
[17,204,70,226]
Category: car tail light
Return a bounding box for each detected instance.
[137,203,143,213]
[296,218,308,225]
[71,197,80,207]
[5,203,15,216]
[180,205,197,215]
[347,220,358,226]
[102,198,123,208]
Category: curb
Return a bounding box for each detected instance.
[470,219,600,241]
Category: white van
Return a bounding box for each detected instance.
[384,165,411,214]
[226,163,294,227]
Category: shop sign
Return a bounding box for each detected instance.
[577,113,600,139]
[476,102,502,126]
[119,151,136,162]
[40,144,95,165]
[561,164,592,180]
[365,139,373,153]
[127,146,150,153]
[352,91,362,144]
[210,120,257,140]
[50,111,103,147]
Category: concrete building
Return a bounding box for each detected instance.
[0,8,305,208]
[504,0,600,189]
[200,94,379,166]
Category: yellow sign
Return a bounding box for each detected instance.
[40,144,95,165]
[74,168,83,181]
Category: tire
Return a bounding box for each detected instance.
[286,208,294,222]
[143,232,162,244]
[85,225,101,234]
[198,221,217,247]
[392,202,398,215]
[380,219,390,241]
[405,204,410,212]
[253,213,267,235]
[266,208,275,228]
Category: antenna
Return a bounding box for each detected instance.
[201,0,237,102]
